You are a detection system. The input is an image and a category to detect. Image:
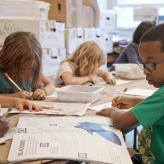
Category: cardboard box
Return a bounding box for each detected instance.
[41,0,82,28]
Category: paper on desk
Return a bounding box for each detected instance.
[89,102,112,111]
[8,101,90,116]
[85,78,130,86]
[0,108,8,117]
[122,88,157,97]
[116,79,130,85]
[8,116,132,164]
[0,127,17,144]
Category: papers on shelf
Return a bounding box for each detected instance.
[89,102,112,111]
[122,88,157,97]
[1,101,90,117]
[8,116,132,164]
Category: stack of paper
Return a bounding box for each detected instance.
[8,116,132,164]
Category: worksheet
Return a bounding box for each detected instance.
[88,102,112,111]
[2,102,90,116]
[8,116,132,164]
[121,88,157,97]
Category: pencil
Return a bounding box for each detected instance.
[4,73,22,92]
[118,87,128,100]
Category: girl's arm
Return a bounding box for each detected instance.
[0,96,41,111]
[0,92,31,99]
[97,69,116,85]
[61,72,92,85]
[40,74,55,95]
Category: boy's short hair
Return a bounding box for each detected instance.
[140,23,164,52]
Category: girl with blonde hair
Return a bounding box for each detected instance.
[56,41,115,85]
[0,31,54,100]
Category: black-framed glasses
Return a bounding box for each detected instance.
[139,58,164,72]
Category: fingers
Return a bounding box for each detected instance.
[19,91,31,99]
[112,96,121,107]
[111,78,116,85]
[31,103,42,112]
[96,108,113,117]
[32,89,46,100]
[16,103,24,112]
[16,99,42,112]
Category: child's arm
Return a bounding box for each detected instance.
[61,72,92,85]
[97,69,116,85]
[32,74,55,100]
[0,96,41,111]
[0,92,31,99]
[112,95,145,109]
[97,108,138,130]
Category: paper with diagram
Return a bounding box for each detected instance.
[8,116,132,164]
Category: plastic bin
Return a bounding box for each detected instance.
[56,85,104,103]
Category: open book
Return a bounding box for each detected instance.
[8,116,132,164]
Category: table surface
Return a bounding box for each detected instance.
[0,79,154,164]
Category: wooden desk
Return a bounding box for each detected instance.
[0,79,153,164]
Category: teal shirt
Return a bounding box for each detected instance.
[0,68,31,93]
[131,86,164,164]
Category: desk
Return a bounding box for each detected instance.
[0,79,153,164]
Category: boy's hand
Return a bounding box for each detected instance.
[112,95,144,109]
[32,89,46,100]
[0,120,9,138]
[96,108,116,117]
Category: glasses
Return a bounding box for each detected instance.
[139,58,164,72]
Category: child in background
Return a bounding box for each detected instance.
[110,21,155,71]
[97,24,164,164]
[0,31,54,100]
[0,96,42,137]
[55,41,116,85]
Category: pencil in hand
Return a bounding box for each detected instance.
[4,73,33,99]
[4,73,22,92]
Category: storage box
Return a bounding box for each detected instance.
[56,85,104,103]
[42,0,82,28]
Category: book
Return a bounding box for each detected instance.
[8,116,132,164]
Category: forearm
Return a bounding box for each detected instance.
[0,96,17,107]
[42,83,55,96]
[0,93,16,98]
[111,110,138,130]
[64,76,92,85]
[97,69,113,81]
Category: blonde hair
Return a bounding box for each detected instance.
[0,31,42,91]
[63,41,104,76]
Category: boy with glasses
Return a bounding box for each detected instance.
[97,23,164,164]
